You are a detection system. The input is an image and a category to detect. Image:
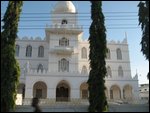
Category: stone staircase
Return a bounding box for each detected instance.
[11,103,89,112]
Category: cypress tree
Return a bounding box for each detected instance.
[138,1,149,61]
[87,1,107,112]
[1,1,23,112]
[138,1,149,79]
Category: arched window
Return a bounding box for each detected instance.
[81,47,87,59]
[80,83,88,99]
[106,48,111,59]
[33,81,47,99]
[81,66,88,74]
[26,45,32,57]
[61,19,67,24]
[116,48,122,60]
[59,37,69,46]
[118,66,123,77]
[38,46,44,57]
[107,66,112,77]
[37,64,43,72]
[16,45,20,57]
[58,58,69,72]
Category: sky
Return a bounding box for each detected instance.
[1,1,149,85]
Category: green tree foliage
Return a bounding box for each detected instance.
[138,1,149,79]
[87,1,107,112]
[138,1,149,60]
[1,1,23,112]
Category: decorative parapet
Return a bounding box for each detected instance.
[79,38,128,44]
[108,40,116,44]
[22,36,28,40]
[107,38,128,44]
[79,38,127,45]
[17,36,45,41]
[46,24,83,30]
[50,46,74,55]
[35,37,42,40]
[17,36,127,44]
[104,74,132,80]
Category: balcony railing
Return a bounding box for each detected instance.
[50,46,74,54]
[46,24,83,30]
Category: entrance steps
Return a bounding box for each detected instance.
[13,102,89,112]
[22,98,89,106]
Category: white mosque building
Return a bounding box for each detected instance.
[16,1,139,105]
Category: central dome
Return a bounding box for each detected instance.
[53,1,76,13]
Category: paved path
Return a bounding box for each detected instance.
[13,105,88,112]
[109,103,149,112]
[12,104,149,112]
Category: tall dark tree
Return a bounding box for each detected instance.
[87,1,107,112]
[1,1,23,112]
[138,1,149,79]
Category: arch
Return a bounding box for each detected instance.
[106,66,112,77]
[123,84,132,100]
[110,85,121,100]
[81,66,88,74]
[59,37,69,46]
[58,58,69,72]
[62,19,68,24]
[81,47,87,59]
[56,80,70,101]
[33,81,47,99]
[37,64,44,72]
[38,46,44,57]
[116,48,122,60]
[118,66,123,77]
[106,48,111,59]
[16,45,20,57]
[80,82,88,99]
[26,45,32,57]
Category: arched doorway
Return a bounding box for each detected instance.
[110,85,121,100]
[123,84,132,100]
[33,81,47,99]
[56,80,70,102]
[80,82,88,99]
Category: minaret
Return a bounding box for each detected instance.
[45,1,83,73]
[122,31,128,43]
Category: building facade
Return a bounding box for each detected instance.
[16,1,139,105]
[139,84,149,103]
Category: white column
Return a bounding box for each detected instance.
[47,88,51,99]
[24,88,33,105]
[120,87,123,99]
[47,88,55,99]
[25,88,33,98]
[46,88,56,104]
[71,88,80,99]
[107,89,110,100]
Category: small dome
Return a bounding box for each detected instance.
[53,1,76,13]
